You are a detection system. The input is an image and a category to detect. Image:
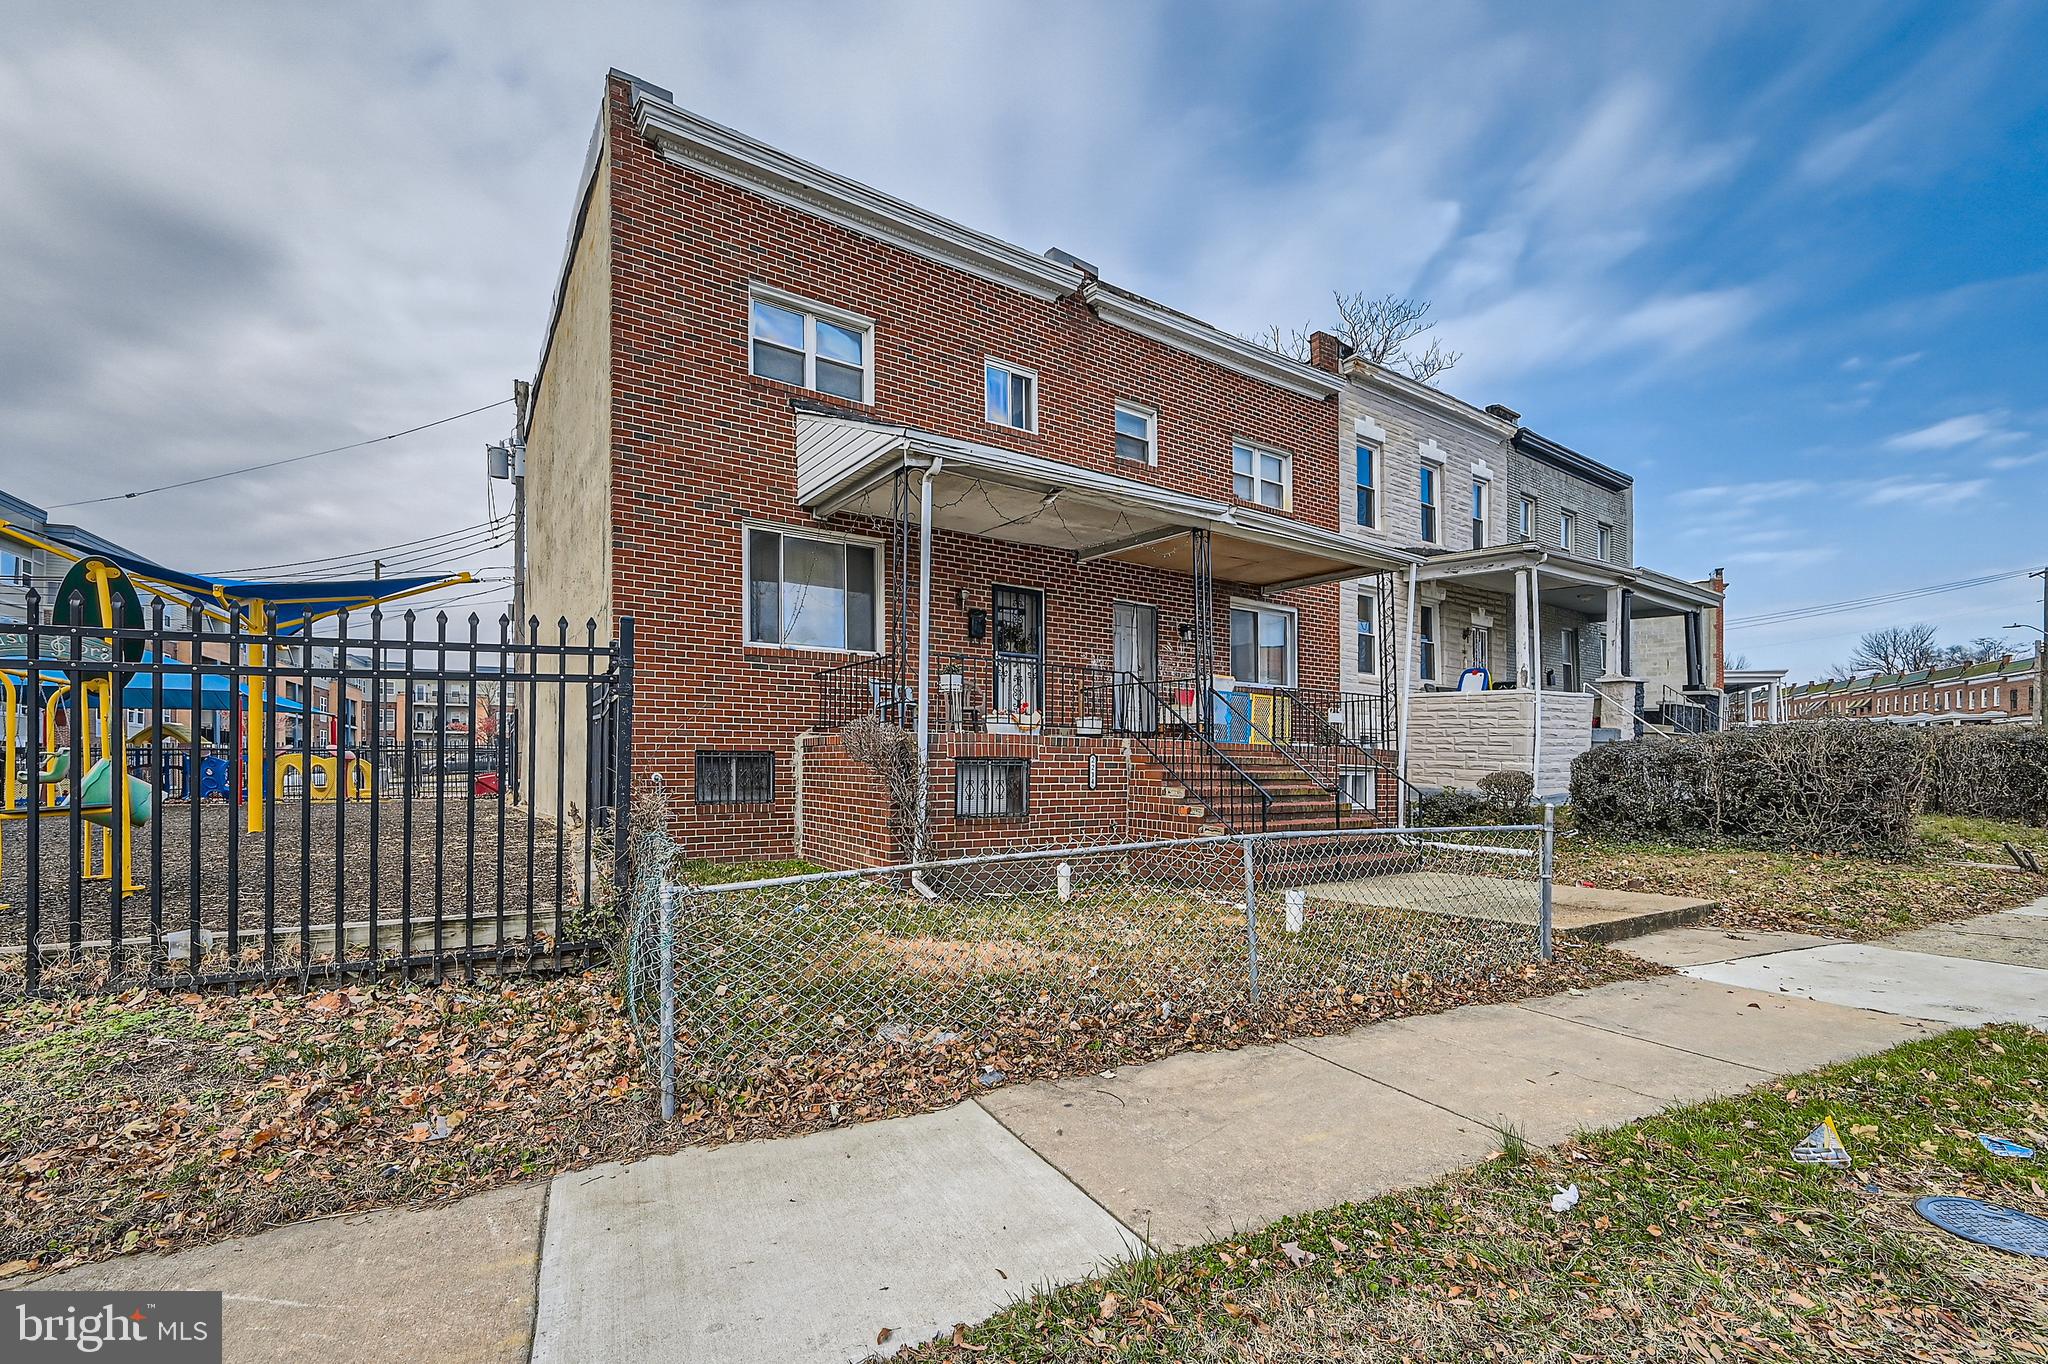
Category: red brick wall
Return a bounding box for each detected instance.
[600,74,1342,859]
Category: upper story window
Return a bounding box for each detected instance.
[1470,480,1488,549]
[1557,509,1576,552]
[1114,402,1156,464]
[1355,441,1378,529]
[985,360,1037,431]
[1232,441,1290,510]
[1418,463,1440,543]
[748,289,872,403]
[1516,495,1535,540]
[1597,522,1613,561]
[745,525,879,652]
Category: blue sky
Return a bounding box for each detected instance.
[3,0,2044,674]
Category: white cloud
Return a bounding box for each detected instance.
[1881,412,2024,452]
[1987,450,2046,471]
[1859,476,1988,508]
[1671,479,1817,508]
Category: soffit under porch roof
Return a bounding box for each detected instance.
[1413,544,1723,616]
[793,411,1414,590]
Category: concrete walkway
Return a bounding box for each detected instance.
[16,895,2045,1364]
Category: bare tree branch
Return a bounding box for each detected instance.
[1252,292,1461,383]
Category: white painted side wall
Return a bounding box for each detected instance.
[1406,689,1595,799]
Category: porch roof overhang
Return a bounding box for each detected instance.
[794,411,1414,589]
[1413,544,1722,617]
[1723,667,1789,693]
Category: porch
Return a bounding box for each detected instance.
[1406,545,1725,797]
[792,410,1413,852]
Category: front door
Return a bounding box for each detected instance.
[991,585,1044,717]
[1112,602,1158,733]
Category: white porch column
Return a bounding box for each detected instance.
[1512,569,1532,688]
[1528,566,1543,793]
[1601,586,1625,678]
[1769,678,1783,723]
[1396,566,1419,823]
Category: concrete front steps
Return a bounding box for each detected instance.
[1131,741,1392,837]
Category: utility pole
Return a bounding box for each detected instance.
[511,380,530,652]
[2035,566,2047,728]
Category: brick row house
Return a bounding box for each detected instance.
[523,72,1416,866]
[1782,656,2039,725]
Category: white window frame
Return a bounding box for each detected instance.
[1231,439,1292,510]
[1338,767,1379,812]
[747,285,874,404]
[1470,478,1489,550]
[1516,495,1536,540]
[1417,604,1439,683]
[1354,439,1378,529]
[1353,590,1378,676]
[1596,521,1613,561]
[741,521,886,654]
[1113,401,1157,464]
[1418,462,1443,544]
[984,358,1039,432]
[1228,597,1298,688]
[1557,508,1576,552]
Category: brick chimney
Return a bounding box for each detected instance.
[1307,330,1343,374]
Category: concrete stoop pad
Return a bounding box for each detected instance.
[978,1040,1501,1253]
[531,1102,1141,1364]
[1518,974,1944,1072]
[1292,1002,1763,1144]
[7,1184,545,1364]
[1615,927,1843,968]
[1685,943,2048,1028]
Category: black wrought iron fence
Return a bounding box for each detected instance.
[2,591,633,996]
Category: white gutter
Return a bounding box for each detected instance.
[914,457,941,858]
[1530,563,1544,798]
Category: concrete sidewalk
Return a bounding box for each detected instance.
[17,898,2043,1364]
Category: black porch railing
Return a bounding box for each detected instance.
[3,589,633,996]
[1081,671,1274,833]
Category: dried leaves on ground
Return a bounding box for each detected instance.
[2,943,1656,1277]
[1557,814,2048,938]
[902,1025,2048,1364]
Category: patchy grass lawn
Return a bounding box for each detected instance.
[905,1025,2048,1363]
[1557,814,2048,938]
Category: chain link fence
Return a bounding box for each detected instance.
[627,819,1553,1118]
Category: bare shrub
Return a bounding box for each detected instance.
[1476,769,1535,822]
[1924,725,2048,827]
[842,712,926,857]
[1570,722,1925,856]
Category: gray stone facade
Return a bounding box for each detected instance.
[1504,432,1633,567]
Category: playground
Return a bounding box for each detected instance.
[2,516,629,992]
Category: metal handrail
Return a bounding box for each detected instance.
[1083,672,1273,833]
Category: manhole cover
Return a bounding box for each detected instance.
[1914,1196,2048,1259]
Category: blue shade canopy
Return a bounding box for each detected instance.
[119,665,306,713]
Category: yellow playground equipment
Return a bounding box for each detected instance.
[1,556,156,898]
[274,750,375,803]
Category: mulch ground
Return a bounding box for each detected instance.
[1,798,571,955]
[0,939,1658,1278]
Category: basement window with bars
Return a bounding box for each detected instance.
[956,758,1028,818]
[696,751,775,805]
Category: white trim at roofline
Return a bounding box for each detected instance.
[1344,359,1518,437]
[1081,283,1342,400]
[634,92,1084,303]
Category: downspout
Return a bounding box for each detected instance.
[912,456,942,884]
[1396,565,1418,822]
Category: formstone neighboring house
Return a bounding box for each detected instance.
[1303,348,1727,799]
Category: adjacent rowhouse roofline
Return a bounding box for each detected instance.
[1511,428,1634,493]
[1081,282,1342,401]
[1340,356,1517,436]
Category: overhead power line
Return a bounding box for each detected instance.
[221,523,512,582]
[209,517,508,577]
[49,400,513,509]
[1727,567,2037,631]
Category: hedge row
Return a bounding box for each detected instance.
[1569,722,1930,856]
[1924,725,2048,827]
